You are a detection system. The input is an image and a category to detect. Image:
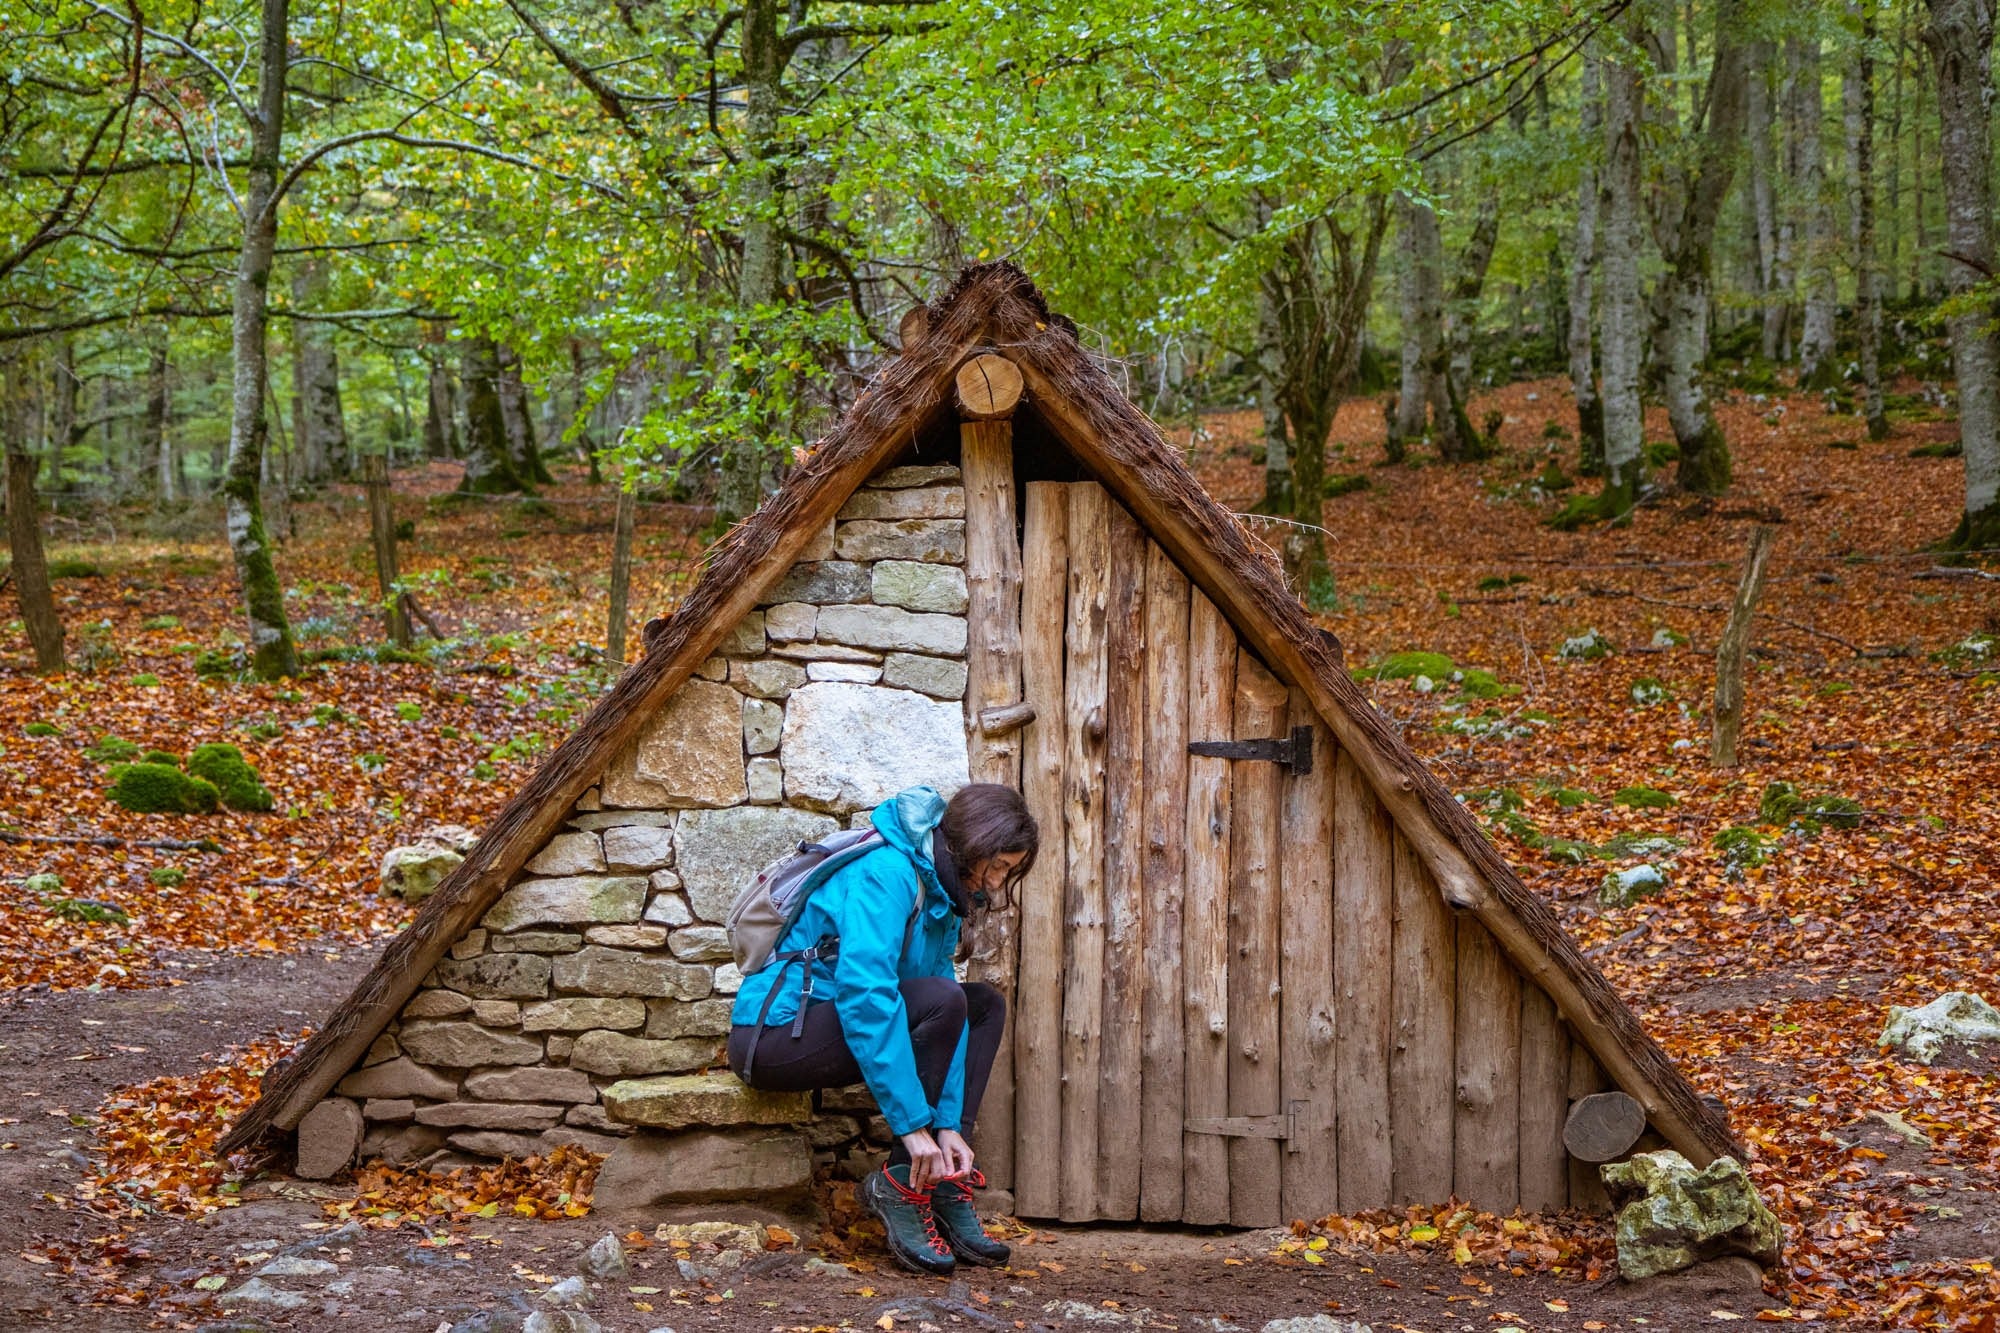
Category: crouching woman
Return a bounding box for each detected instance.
[726,783,1037,1275]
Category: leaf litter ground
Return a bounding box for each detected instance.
[0,385,1994,1328]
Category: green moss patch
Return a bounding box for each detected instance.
[186,743,274,812]
[108,764,220,815]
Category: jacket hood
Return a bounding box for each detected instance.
[870,785,948,865]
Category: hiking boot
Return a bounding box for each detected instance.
[931,1169,1010,1267]
[861,1163,955,1276]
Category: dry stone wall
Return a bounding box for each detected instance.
[297,464,971,1201]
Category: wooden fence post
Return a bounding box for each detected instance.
[607,485,637,665]
[362,454,410,648]
[1710,525,1776,767]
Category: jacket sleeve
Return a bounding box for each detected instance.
[829,855,934,1136]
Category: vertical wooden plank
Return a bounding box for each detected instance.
[1181,589,1236,1224]
[1454,918,1522,1212]
[1333,751,1393,1212]
[1011,482,1068,1219]
[1389,831,1454,1205]
[959,420,1023,1192]
[1059,482,1110,1222]
[1518,985,1570,1213]
[1139,544,1190,1222]
[1227,650,1288,1227]
[1279,691,1338,1223]
[1567,1037,1613,1213]
[1096,501,1147,1219]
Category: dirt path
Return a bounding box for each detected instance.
[0,946,1864,1332]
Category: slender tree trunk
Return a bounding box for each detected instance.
[3,350,64,672]
[716,0,784,524]
[1439,190,1501,460]
[1771,50,1801,360]
[1887,2,1907,302]
[1747,41,1785,359]
[223,0,299,680]
[458,337,527,494]
[291,267,347,482]
[1599,35,1647,513]
[1255,280,1294,507]
[46,335,75,494]
[144,329,174,504]
[1847,4,1887,439]
[607,483,636,664]
[1570,56,1605,474]
[1924,0,2000,548]
[496,344,552,484]
[423,350,459,459]
[1793,36,1840,385]
[1914,52,1933,299]
[1394,192,1442,447]
[1660,0,1750,496]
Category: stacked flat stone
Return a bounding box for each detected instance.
[298,464,965,1202]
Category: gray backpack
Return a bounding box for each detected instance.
[727,828,926,1081]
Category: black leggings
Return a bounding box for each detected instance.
[726,978,1006,1166]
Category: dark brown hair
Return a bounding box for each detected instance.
[942,783,1039,910]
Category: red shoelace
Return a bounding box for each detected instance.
[879,1165,952,1256]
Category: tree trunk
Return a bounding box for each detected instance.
[716,0,784,524]
[1598,33,1647,514]
[1793,36,1839,386]
[145,329,174,504]
[291,267,348,482]
[1439,189,1501,461]
[1771,49,1801,360]
[1661,0,1750,496]
[423,350,460,459]
[363,455,410,648]
[607,484,636,665]
[496,344,552,484]
[1570,57,1605,474]
[1847,4,1887,440]
[1886,2,1907,301]
[1394,192,1442,448]
[1255,280,1294,507]
[3,350,64,672]
[458,337,528,494]
[1747,41,1785,360]
[223,0,300,680]
[46,335,76,494]
[1924,0,2000,549]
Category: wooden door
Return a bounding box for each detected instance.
[1005,481,1338,1225]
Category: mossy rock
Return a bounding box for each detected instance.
[22,722,62,738]
[108,763,220,814]
[1558,628,1614,661]
[194,649,242,678]
[85,736,141,763]
[46,557,102,579]
[1908,439,1963,459]
[48,897,130,926]
[21,872,63,895]
[141,749,181,767]
[1455,668,1514,699]
[148,866,187,887]
[131,673,161,687]
[186,743,274,812]
[1611,785,1677,810]
[1599,863,1667,907]
[1629,677,1669,707]
[1758,780,1863,832]
[1358,651,1455,682]
[1324,472,1370,498]
[1713,825,1777,871]
[141,615,182,631]
[1550,786,1595,808]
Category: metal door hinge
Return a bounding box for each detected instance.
[1188,725,1315,775]
[1185,1101,1310,1153]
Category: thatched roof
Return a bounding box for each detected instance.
[221,263,1738,1167]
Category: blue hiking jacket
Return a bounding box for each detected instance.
[729,786,967,1136]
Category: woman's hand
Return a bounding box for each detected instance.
[934,1129,976,1179]
[900,1129,947,1190]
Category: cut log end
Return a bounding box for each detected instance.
[956,353,1025,420]
[899,306,931,353]
[1564,1089,1648,1163]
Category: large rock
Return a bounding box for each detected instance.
[834,519,966,564]
[781,683,970,815]
[552,946,713,999]
[525,832,606,877]
[870,560,969,614]
[590,1128,812,1209]
[295,1098,363,1179]
[759,561,871,606]
[465,1067,598,1102]
[667,926,733,962]
[522,997,647,1032]
[1879,991,2000,1065]
[336,1056,459,1101]
[483,876,648,933]
[814,604,967,656]
[1599,863,1666,908]
[674,805,839,922]
[379,843,464,903]
[879,652,967,700]
[434,952,553,1000]
[601,826,674,872]
[1601,1151,1783,1280]
[731,658,808,700]
[567,1031,717,1077]
[645,997,736,1040]
[600,680,747,808]
[603,1071,811,1130]
[397,1021,545,1068]
[838,486,966,521]
[763,603,817,642]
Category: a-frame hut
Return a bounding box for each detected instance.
[223,264,1737,1224]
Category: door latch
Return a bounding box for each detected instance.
[1188,725,1315,775]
